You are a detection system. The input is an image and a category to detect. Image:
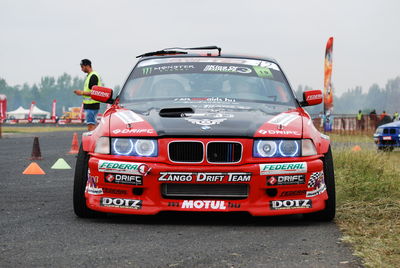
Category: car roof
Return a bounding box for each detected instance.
[379,121,400,128]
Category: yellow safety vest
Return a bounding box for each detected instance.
[357,113,362,120]
[83,71,102,104]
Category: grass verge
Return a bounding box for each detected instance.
[332,139,400,267]
[1,126,86,133]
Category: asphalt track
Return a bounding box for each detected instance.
[0,131,362,268]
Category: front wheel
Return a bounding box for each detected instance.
[73,144,102,218]
[304,146,336,221]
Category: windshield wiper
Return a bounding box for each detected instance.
[159,107,194,117]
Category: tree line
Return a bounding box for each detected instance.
[1,73,399,116]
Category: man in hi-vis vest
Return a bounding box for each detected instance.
[73,59,101,131]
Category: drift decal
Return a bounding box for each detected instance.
[112,129,154,134]
[267,175,305,186]
[105,173,143,185]
[258,129,301,136]
[185,118,227,126]
[260,162,307,175]
[268,113,299,126]
[98,160,144,175]
[115,110,143,124]
[270,199,312,210]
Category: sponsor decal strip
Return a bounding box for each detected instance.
[158,172,251,182]
[267,175,306,186]
[105,173,143,185]
[181,200,227,210]
[115,110,143,124]
[268,113,300,126]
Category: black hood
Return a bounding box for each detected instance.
[125,101,299,137]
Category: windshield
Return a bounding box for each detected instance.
[119,57,297,107]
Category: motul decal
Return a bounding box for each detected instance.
[115,110,143,124]
[268,113,299,126]
[181,200,227,210]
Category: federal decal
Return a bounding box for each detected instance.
[260,162,307,175]
[98,160,144,175]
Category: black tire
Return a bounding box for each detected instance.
[73,144,102,218]
[304,146,336,221]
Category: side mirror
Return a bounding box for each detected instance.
[91,86,114,104]
[301,90,323,106]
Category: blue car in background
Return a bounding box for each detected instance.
[374,121,400,151]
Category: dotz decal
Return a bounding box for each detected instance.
[203,65,252,74]
[267,175,306,186]
[112,129,154,134]
[181,200,227,210]
[260,162,307,175]
[115,110,143,124]
[253,66,273,78]
[105,173,143,185]
[270,199,312,210]
[280,190,307,197]
[98,160,143,175]
[268,113,300,126]
[101,198,142,209]
[158,172,251,182]
[185,118,227,126]
[258,129,301,136]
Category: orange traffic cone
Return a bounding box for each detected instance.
[30,136,43,160]
[68,132,79,154]
[23,162,46,175]
[352,145,362,152]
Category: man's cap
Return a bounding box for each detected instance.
[80,59,92,66]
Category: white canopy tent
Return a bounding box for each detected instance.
[7,105,50,119]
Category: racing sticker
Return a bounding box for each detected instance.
[85,173,103,195]
[306,171,326,197]
[258,129,301,136]
[181,200,227,210]
[114,110,143,124]
[158,172,251,182]
[141,64,195,75]
[270,199,312,210]
[98,160,147,175]
[100,197,142,209]
[267,174,305,186]
[268,113,300,126]
[203,65,252,74]
[260,162,307,175]
[112,129,154,134]
[253,66,273,78]
[105,173,143,185]
[102,188,128,195]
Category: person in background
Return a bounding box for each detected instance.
[73,59,101,131]
[356,110,363,131]
[393,111,399,121]
[369,109,378,130]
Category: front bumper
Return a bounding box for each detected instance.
[85,156,328,216]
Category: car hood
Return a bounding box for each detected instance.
[108,102,304,138]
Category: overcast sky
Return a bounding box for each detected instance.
[1,0,399,95]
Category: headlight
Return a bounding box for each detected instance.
[254,139,316,157]
[94,137,110,154]
[111,138,157,157]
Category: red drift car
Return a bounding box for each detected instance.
[73,46,335,221]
